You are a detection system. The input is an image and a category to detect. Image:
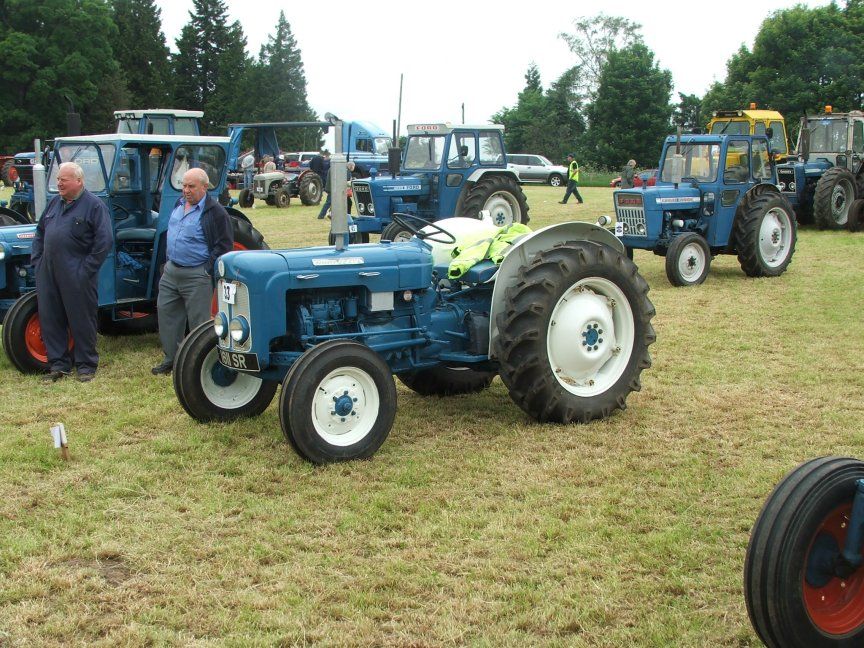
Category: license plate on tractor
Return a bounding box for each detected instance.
[218,348,260,371]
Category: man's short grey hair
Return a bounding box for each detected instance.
[58,162,85,182]
[184,167,210,186]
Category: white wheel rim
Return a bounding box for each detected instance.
[484,191,518,226]
[200,348,264,409]
[392,230,413,242]
[759,207,793,267]
[831,179,854,225]
[546,277,635,397]
[677,242,706,282]
[311,366,379,447]
[308,184,320,201]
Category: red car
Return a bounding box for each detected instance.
[610,168,658,188]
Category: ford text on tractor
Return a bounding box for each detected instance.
[613,132,797,286]
[744,456,864,647]
[775,107,864,229]
[347,123,529,243]
[0,133,268,372]
[172,122,655,464]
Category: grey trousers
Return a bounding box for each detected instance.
[156,260,213,363]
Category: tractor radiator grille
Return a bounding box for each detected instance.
[217,280,252,352]
[352,182,374,215]
[615,206,646,237]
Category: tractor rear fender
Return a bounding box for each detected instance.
[487,222,625,358]
[454,169,521,214]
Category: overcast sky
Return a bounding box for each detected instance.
[154,0,831,138]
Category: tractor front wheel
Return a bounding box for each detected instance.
[279,340,396,464]
[814,167,856,229]
[1,291,62,374]
[238,189,254,208]
[380,220,415,242]
[734,193,797,277]
[173,321,278,421]
[274,188,290,208]
[493,242,655,423]
[846,199,864,232]
[665,232,711,286]
[460,175,530,226]
[398,366,495,396]
[744,456,864,648]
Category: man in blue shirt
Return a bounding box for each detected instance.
[32,162,112,382]
[152,168,233,375]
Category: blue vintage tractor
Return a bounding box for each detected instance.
[0,132,268,372]
[613,132,797,286]
[345,123,529,243]
[172,147,655,464]
[744,456,864,647]
[775,108,864,230]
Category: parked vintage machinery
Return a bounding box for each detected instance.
[171,115,654,464]
[775,107,864,228]
[745,456,864,647]
[346,122,529,243]
[706,105,789,159]
[0,132,268,371]
[613,131,797,286]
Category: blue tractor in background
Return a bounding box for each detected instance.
[0,131,268,372]
[612,131,797,286]
[346,122,529,244]
[775,107,864,230]
[171,116,653,464]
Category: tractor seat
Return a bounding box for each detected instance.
[460,259,499,285]
[116,227,157,243]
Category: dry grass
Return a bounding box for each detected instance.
[0,183,862,646]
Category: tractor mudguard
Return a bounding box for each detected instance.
[226,206,251,225]
[488,222,625,357]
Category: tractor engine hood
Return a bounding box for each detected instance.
[0,223,37,259]
[636,186,703,212]
[217,242,433,293]
[365,174,429,196]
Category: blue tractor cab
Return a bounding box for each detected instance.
[613,132,797,286]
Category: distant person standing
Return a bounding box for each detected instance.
[240,152,255,189]
[620,159,637,189]
[309,151,331,219]
[32,162,112,382]
[558,153,584,205]
[262,156,277,173]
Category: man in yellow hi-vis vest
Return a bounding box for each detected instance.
[558,153,584,205]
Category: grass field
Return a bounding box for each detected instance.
[0,183,862,646]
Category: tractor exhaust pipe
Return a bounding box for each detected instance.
[388,147,401,178]
[32,139,47,220]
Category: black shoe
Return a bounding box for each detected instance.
[558,200,567,204]
[151,361,173,375]
[42,370,70,383]
[77,372,95,383]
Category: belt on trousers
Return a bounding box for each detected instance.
[169,260,206,268]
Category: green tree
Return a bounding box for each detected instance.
[559,14,642,103]
[172,0,251,133]
[110,0,172,108]
[675,93,702,131]
[0,0,124,151]
[247,11,320,150]
[581,43,672,169]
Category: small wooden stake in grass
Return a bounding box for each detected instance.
[50,422,69,461]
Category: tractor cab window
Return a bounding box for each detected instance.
[113,147,141,192]
[724,140,750,183]
[47,143,115,193]
[478,131,505,165]
[116,118,140,134]
[710,120,749,136]
[170,145,226,190]
[173,118,199,136]
[447,133,476,169]
[751,140,771,181]
[807,119,848,153]
[145,117,170,135]
[404,135,445,169]
[852,121,864,154]
[660,143,720,183]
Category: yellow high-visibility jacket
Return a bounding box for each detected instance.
[448,223,532,279]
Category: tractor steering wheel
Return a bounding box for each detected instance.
[391,213,456,244]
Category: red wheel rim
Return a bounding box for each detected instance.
[24,313,48,363]
[803,503,864,634]
[117,310,150,320]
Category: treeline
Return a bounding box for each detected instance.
[0,0,318,153]
[496,2,864,170]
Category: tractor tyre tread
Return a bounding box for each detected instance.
[814,167,856,230]
[733,192,797,277]
[460,175,530,225]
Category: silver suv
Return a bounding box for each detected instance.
[506,154,568,187]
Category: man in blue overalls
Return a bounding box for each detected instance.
[32,162,112,382]
[151,168,233,375]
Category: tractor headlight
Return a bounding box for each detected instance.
[229,316,250,343]
[636,223,646,235]
[366,202,374,215]
[358,202,365,214]
[0,247,6,261]
[217,258,225,277]
[214,312,229,338]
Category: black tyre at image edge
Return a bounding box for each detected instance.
[493,242,655,423]
[744,456,864,648]
[173,320,277,421]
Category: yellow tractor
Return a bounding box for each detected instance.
[707,104,789,160]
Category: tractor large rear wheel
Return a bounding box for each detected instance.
[814,167,856,230]
[493,242,655,423]
[298,172,322,206]
[230,214,268,251]
[460,175,529,226]
[398,366,495,396]
[744,456,864,648]
[734,193,797,277]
